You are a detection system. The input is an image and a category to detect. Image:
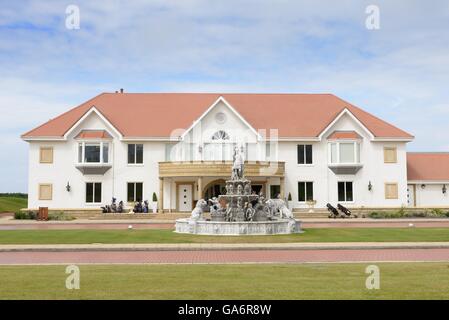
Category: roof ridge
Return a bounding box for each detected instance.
[102,92,335,95]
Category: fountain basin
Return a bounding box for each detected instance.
[175,218,302,235]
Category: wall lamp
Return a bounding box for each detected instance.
[66,182,71,192]
[443,185,447,194]
[368,181,373,191]
[421,184,426,189]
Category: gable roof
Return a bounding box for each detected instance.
[22,93,414,140]
[407,153,449,181]
[180,96,261,140]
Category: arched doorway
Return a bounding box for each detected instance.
[203,179,226,200]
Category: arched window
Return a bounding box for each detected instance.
[211,130,230,140]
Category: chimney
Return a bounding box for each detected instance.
[120,88,124,93]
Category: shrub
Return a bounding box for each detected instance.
[368,211,393,219]
[14,211,27,219]
[47,212,75,221]
[14,211,37,220]
[28,211,37,220]
[430,208,444,216]
[404,211,427,218]
[396,206,406,217]
[152,192,158,202]
[369,209,449,219]
[287,192,292,201]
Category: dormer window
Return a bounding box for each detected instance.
[327,131,363,174]
[329,141,360,164]
[75,130,112,165]
[78,142,109,164]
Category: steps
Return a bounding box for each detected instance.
[91,213,191,220]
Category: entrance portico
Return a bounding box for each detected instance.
[158,161,285,212]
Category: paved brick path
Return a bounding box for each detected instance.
[1,248,449,264]
[2,220,449,230]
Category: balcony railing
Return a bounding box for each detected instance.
[159,161,285,178]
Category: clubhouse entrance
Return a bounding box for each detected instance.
[158,161,285,212]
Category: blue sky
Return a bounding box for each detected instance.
[1,0,449,192]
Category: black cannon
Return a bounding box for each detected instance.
[337,203,351,217]
[337,204,357,218]
[326,203,339,219]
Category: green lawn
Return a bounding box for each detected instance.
[0,196,27,213]
[0,263,448,299]
[1,228,449,244]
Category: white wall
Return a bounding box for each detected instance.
[27,112,164,209]
[412,183,449,207]
[280,113,408,209]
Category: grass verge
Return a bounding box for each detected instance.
[1,228,449,244]
[1,263,449,299]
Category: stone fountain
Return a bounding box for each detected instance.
[175,146,302,235]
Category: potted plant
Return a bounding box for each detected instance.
[152,192,158,213]
[287,192,293,209]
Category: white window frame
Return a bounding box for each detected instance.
[328,141,360,165]
[127,182,144,203]
[85,182,102,204]
[298,181,314,203]
[128,143,144,165]
[297,144,313,166]
[77,141,110,164]
[338,181,354,203]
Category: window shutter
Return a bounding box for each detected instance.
[385,183,398,199]
[40,147,53,164]
[39,184,53,200]
[384,147,397,163]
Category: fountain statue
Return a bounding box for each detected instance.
[175,145,302,235]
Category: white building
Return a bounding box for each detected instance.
[21,92,449,212]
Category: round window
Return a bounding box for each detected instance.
[215,112,227,124]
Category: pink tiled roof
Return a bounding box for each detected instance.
[407,153,449,181]
[22,93,414,139]
[75,130,112,139]
[327,131,362,140]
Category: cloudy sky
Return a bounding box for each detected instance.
[1,0,449,192]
